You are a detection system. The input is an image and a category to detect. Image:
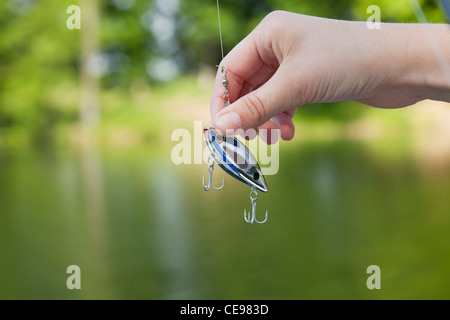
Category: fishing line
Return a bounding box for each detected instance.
[216,0,224,61]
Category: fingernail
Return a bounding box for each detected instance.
[215,112,241,130]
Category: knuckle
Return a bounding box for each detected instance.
[241,94,267,126]
[263,10,287,24]
[258,10,290,42]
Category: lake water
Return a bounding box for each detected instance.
[1,138,450,299]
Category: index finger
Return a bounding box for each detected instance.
[210,32,266,124]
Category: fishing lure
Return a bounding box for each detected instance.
[203,126,268,194]
[203,125,269,224]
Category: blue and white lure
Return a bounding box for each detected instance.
[202,126,269,224]
[203,127,268,193]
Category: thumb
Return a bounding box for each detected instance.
[213,66,296,132]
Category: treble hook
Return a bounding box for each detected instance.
[202,155,225,191]
[244,187,268,224]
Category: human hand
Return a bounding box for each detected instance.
[210,11,450,142]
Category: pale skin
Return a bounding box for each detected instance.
[210,11,450,143]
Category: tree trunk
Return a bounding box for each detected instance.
[80,0,100,127]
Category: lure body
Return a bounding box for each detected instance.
[203,127,268,193]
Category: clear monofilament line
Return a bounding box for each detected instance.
[216,0,224,61]
[216,0,229,107]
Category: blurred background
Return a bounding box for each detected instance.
[1,0,450,299]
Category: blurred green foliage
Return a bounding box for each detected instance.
[0,0,446,145]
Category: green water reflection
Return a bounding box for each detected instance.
[1,140,450,299]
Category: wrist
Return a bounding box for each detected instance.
[357,23,450,106]
[402,24,450,103]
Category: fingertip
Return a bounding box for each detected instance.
[272,113,295,141]
[281,125,295,141]
[214,110,242,134]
